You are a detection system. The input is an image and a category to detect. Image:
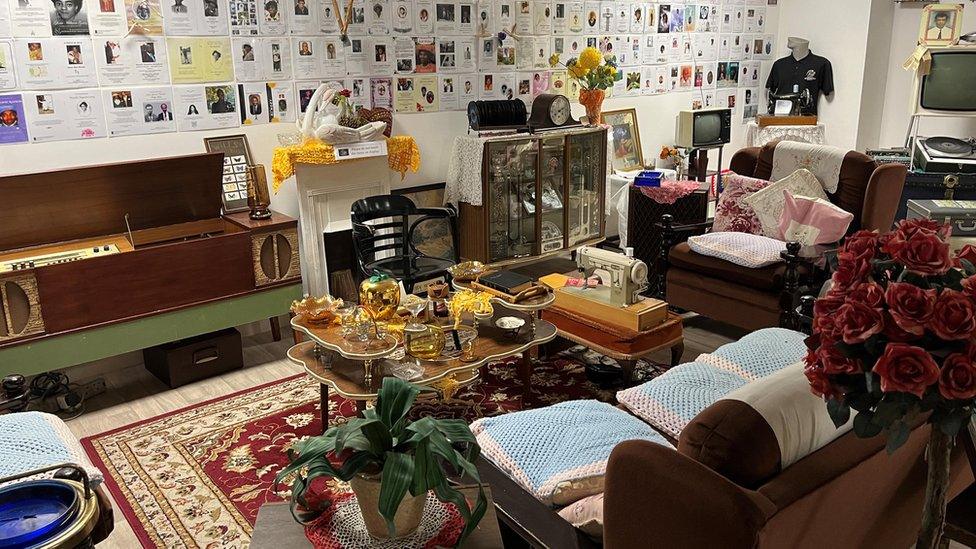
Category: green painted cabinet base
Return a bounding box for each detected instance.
[0,284,303,377]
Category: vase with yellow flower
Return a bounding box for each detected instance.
[548,47,620,125]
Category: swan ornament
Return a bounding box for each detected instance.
[297,85,387,145]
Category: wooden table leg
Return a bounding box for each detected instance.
[319,383,330,434]
[519,351,533,400]
[670,341,685,367]
[618,359,637,384]
[270,317,282,342]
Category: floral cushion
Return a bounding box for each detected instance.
[558,493,604,538]
[712,173,770,234]
[470,400,673,507]
[743,169,827,238]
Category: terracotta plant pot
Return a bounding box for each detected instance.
[350,474,427,539]
[578,88,606,125]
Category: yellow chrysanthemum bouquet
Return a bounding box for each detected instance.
[548,47,620,124]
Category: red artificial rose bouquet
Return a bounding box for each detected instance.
[806,219,976,549]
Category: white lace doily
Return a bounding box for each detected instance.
[445,135,488,206]
[305,491,463,548]
[745,121,826,148]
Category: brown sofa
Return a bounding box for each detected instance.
[604,412,973,548]
[661,143,907,331]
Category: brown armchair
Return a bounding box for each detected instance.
[659,142,907,332]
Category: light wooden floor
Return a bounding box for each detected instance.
[63,316,745,548]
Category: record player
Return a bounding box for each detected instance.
[913,136,976,174]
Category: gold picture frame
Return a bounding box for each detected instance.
[918,3,964,47]
[603,108,644,172]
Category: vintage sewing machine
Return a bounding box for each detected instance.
[767,89,813,116]
[574,245,649,308]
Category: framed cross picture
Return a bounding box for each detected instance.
[603,108,644,172]
[204,134,253,214]
[919,3,964,47]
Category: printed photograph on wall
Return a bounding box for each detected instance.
[918,3,963,47]
[603,108,643,172]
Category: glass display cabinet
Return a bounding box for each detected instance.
[459,126,608,265]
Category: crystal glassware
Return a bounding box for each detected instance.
[404,297,429,331]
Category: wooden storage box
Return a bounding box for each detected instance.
[539,273,667,332]
[143,328,243,388]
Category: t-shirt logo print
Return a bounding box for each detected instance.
[804,70,817,82]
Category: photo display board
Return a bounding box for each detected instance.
[0,0,775,144]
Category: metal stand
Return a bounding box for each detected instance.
[686,145,725,193]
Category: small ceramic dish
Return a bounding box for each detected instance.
[495,316,525,336]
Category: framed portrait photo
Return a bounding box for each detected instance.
[204,134,254,214]
[603,108,644,172]
[919,3,964,47]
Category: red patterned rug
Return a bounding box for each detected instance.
[81,351,665,548]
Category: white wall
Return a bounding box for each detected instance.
[773,0,883,150]
[0,6,781,205]
[877,3,976,148]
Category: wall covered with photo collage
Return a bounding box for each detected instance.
[0,0,776,145]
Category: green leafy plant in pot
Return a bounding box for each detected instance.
[275,377,487,544]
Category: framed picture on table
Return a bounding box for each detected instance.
[204,134,253,214]
[603,108,644,172]
[918,3,963,47]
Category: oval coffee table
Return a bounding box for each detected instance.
[289,304,557,431]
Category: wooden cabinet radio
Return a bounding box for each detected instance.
[0,153,301,348]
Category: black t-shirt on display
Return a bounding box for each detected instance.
[765,52,834,114]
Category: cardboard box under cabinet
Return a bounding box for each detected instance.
[143,328,243,388]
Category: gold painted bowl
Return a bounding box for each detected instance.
[290,295,345,324]
[447,261,490,282]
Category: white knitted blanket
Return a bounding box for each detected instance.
[770,141,846,194]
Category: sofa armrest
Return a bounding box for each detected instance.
[860,162,907,232]
[730,147,761,177]
[603,440,775,549]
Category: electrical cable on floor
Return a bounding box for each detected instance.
[27,372,86,420]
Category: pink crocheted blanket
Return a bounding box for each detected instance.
[637,180,700,205]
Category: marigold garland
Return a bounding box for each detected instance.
[271,136,421,193]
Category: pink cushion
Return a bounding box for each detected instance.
[712,173,770,235]
[777,191,853,245]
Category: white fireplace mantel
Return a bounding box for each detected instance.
[294,157,393,297]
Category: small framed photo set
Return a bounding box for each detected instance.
[919,3,963,47]
[204,134,253,214]
[603,108,644,172]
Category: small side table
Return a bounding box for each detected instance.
[250,486,504,549]
[542,306,685,379]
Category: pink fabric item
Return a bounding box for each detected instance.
[777,191,853,246]
[638,180,700,205]
[712,173,770,234]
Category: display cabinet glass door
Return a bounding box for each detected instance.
[486,139,539,263]
[538,136,567,255]
[566,131,605,246]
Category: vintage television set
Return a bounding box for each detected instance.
[908,47,976,174]
[675,108,732,149]
[918,48,976,113]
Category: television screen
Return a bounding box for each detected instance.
[921,51,976,111]
[694,112,723,145]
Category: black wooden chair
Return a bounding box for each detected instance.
[350,195,460,293]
